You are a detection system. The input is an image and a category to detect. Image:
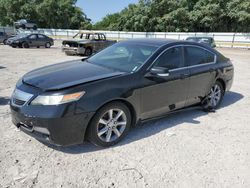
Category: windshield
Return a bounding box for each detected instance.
[187,37,211,43]
[187,38,199,42]
[16,33,28,38]
[88,43,158,72]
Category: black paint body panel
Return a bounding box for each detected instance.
[10,39,234,146]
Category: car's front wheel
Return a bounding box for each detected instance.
[203,81,225,111]
[87,102,131,147]
[22,42,29,48]
[45,42,51,48]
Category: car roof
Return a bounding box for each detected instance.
[119,38,219,53]
[121,38,180,47]
[187,37,213,39]
[120,38,215,47]
[78,31,104,35]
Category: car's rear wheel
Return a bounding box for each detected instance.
[45,42,51,48]
[87,102,131,147]
[22,42,29,48]
[84,47,92,56]
[33,25,37,30]
[203,81,225,111]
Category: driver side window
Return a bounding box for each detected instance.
[154,47,183,70]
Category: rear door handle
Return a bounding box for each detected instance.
[180,73,189,79]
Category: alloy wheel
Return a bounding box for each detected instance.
[97,109,127,143]
[208,84,222,107]
[45,42,51,48]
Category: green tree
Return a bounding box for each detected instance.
[93,0,250,32]
[227,0,250,32]
[0,0,91,29]
[93,13,120,30]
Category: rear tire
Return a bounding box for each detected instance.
[84,47,92,56]
[33,25,37,30]
[202,81,225,111]
[3,39,7,45]
[87,102,131,147]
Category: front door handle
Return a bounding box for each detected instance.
[180,73,189,79]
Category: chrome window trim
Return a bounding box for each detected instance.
[147,44,217,72]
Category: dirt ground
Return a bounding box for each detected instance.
[0,44,250,188]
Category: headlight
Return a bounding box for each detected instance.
[31,91,85,105]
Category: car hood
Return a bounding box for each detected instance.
[22,60,125,91]
[8,36,25,41]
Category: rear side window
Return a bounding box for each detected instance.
[185,46,215,66]
[100,34,105,40]
[38,34,46,39]
[154,47,183,70]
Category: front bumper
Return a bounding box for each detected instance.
[8,41,20,47]
[10,102,95,146]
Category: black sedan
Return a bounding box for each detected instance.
[7,33,54,48]
[10,39,234,147]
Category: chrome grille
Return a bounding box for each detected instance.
[11,89,33,107]
[13,98,26,106]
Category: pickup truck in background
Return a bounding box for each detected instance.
[62,32,117,56]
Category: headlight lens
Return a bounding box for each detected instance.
[31,91,85,105]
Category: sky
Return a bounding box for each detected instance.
[76,0,139,23]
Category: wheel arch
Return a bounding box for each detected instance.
[85,46,92,50]
[216,78,226,91]
[84,98,137,140]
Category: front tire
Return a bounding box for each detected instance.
[202,81,225,111]
[87,102,131,147]
[45,42,51,48]
[22,42,29,48]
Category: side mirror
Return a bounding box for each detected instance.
[81,56,89,61]
[150,67,169,77]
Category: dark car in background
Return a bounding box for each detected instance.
[14,19,37,30]
[62,32,116,56]
[186,37,216,48]
[8,33,54,48]
[0,31,14,45]
[10,39,234,147]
